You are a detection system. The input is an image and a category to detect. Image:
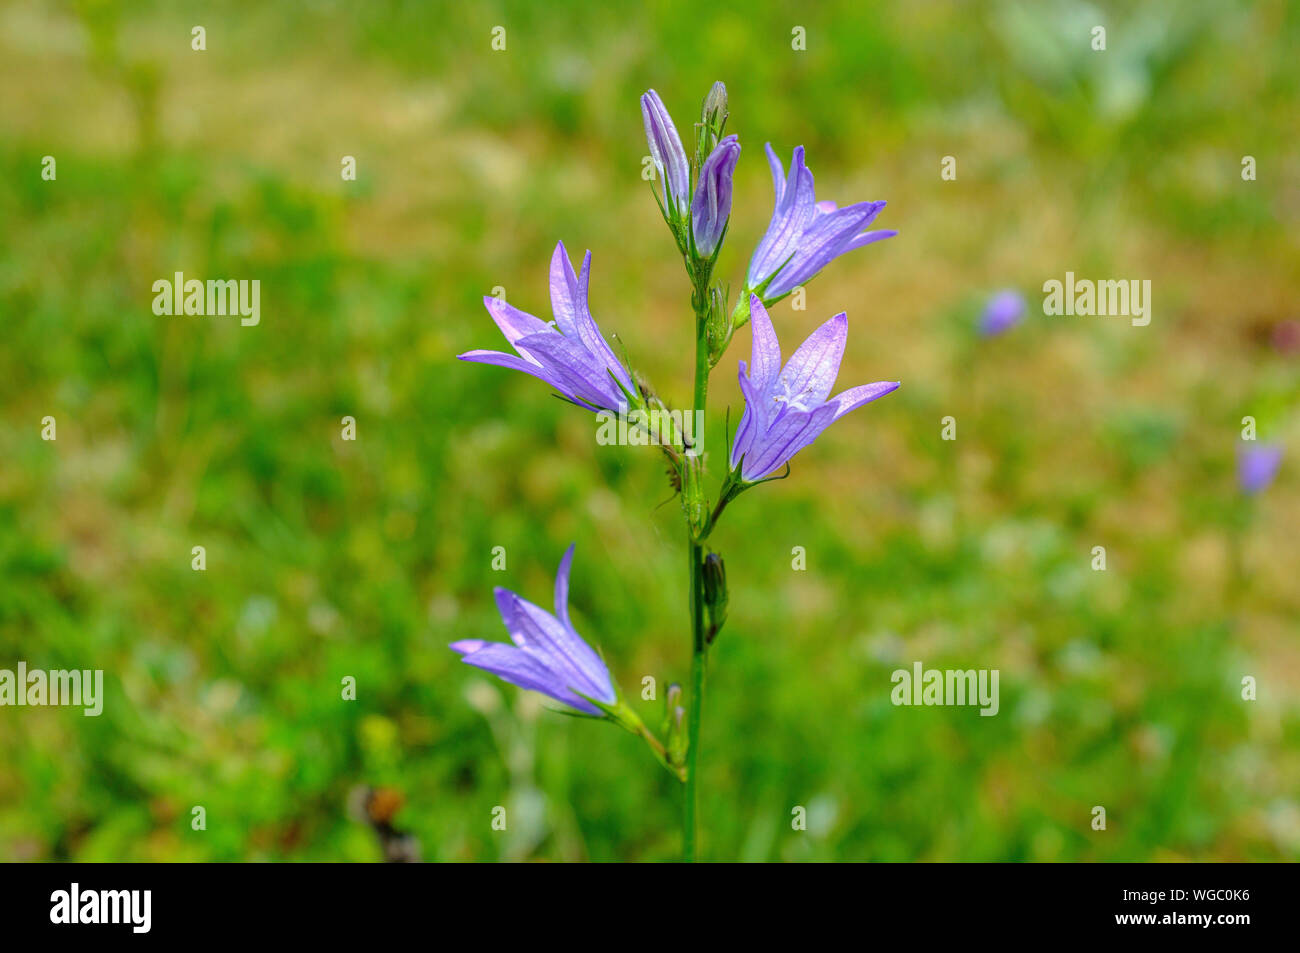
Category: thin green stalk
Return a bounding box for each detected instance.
[683,288,711,862]
[684,539,705,860]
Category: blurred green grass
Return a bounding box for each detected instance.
[1,0,1298,861]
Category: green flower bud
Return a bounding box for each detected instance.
[703,551,728,644]
[706,284,731,362]
[698,81,729,160]
[662,682,682,737]
[668,704,688,765]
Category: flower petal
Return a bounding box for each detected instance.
[494,587,613,703]
[730,362,765,469]
[449,639,490,656]
[749,145,816,287]
[573,255,635,394]
[484,296,552,349]
[843,228,897,252]
[492,586,529,648]
[552,544,617,703]
[828,381,900,420]
[553,543,576,631]
[778,312,848,407]
[455,641,600,714]
[458,348,567,393]
[542,243,633,396]
[730,404,753,471]
[741,403,836,481]
[747,295,781,394]
[548,241,583,339]
[768,202,885,295]
[767,402,840,471]
[514,331,624,410]
[766,141,786,205]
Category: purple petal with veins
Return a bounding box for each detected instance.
[459,242,632,412]
[692,135,741,256]
[748,144,895,298]
[731,296,898,481]
[452,544,616,715]
[641,89,691,216]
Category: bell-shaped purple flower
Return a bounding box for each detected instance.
[979,289,1027,337]
[450,544,617,715]
[748,144,896,300]
[459,241,635,412]
[1239,443,1282,495]
[641,89,691,219]
[691,134,740,257]
[730,295,898,481]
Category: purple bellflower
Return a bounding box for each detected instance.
[692,134,740,257]
[747,144,896,301]
[641,89,691,219]
[1239,443,1282,495]
[450,544,617,715]
[730,295,899,481]
[979,289,1027,337]
[459,241,635,412]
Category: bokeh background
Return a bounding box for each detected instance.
[2,0,1298,862]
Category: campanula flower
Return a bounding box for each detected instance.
[450,544,617,715]
[459,241,635,412]
[1239,443,1282,495]
[692,135,740,257]
[641,89,691,219]
[979,289,1027,337]
[747,144,896,300]
[730,296,898,481]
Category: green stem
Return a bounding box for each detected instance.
[684,539,705,861]
[683,283,711,862]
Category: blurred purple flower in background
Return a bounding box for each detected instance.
[978,289,1027,337]
[450,544,616,715]
[747,145,895,300]
[691,134,740,256]
[641,89,691,218]
[459,241,634,412]
[730,296,898,481]
[1271,319,1300,355]
[1238,443,1282,495]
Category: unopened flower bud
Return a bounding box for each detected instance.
[698,81,729,155]
[641,89,690,220]
[706,284,731,360]
[692,135,740,258]
[662,682,683,737]
[703,551,728,643]
[668,704,688,764]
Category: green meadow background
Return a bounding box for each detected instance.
[2,0,1298,862]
